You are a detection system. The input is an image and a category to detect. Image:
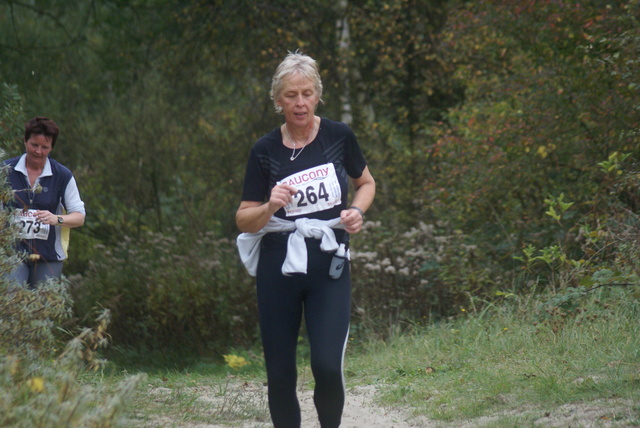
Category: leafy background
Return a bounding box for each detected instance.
[1,0,639,358]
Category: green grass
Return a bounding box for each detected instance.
[83,287,640,427]
[121,366,270,427]
[344,287,640,426]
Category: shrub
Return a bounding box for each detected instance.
[0,278,73,357]
[0,265,144,428]
[350,219,505,335]
[0,309,144,428]
[71,228,258,354]
[1,135,142,426]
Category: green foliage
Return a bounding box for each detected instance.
[0,84,24,274]
[350,286,640,424]
[598,151,631,175]
[543,193,574,224]
[0,174,21,279]
[0,252,141,426]
[0,278,74,357]
[0,314,144,428]
[0,83,24,153]
[350,219,503,334]
[348,0,462,222]
[428,0,639,244]
[2,0,640,355]
[71,228,258,354]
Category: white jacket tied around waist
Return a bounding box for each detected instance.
[237,217,345,276]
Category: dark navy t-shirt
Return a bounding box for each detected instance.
[241,118,367,222]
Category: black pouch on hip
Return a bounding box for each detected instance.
[329,243,348,279]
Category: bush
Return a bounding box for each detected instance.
[0,308,144,428]
[0,278,73,357]
[0,250,143,428]
[350,219,505,334]
[71,228,258,354]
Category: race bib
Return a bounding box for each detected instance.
[12,209,50,240]
[278,163,342,216]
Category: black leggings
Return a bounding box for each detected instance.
[257,233,351,428]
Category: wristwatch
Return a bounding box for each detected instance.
[57,216,64,224]
[349,206,365,220]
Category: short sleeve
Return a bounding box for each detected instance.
[63,176,86,215]
[344,126,367,179]
[240,146,270,202]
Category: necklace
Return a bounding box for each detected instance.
[284,121,316,161]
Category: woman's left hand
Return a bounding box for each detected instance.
[35,210,58,225]
[341,166,375,235]
[340,208,364,234]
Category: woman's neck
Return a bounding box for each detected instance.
[26,156,45,171]
[25,157,45,187]
[287,116,317,142]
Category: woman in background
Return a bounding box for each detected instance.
[4,116,85,287]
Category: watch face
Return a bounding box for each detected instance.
[57,216,64,224]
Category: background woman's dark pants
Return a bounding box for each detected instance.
[5,260,64,287]
[257,233,351,428]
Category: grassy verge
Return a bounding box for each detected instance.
[347,286,640,426]
[123,359,270,427]
[109,286,640,427]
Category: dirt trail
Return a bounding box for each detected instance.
[143,383,429,428]
[299,385,429,428]
[141,381,636,428]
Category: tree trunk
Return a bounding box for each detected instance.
[335,0,352,125]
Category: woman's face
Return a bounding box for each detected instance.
[24,134,53,166]
[277,72,319,129]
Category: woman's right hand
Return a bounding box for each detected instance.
[268,184,298,214]
[236,184,298,233]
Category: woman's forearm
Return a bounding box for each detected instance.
[236,202,274,233]
[60,212,85,228]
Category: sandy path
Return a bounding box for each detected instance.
[141,380,636,428]
[144,382,430,428]
[299,385,429,428]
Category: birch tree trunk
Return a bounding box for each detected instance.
[335,0,352,125]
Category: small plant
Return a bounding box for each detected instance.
[0,348,144,428]
[223,354,251,370]
[543,193,574,225]
[597,151,630,175]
